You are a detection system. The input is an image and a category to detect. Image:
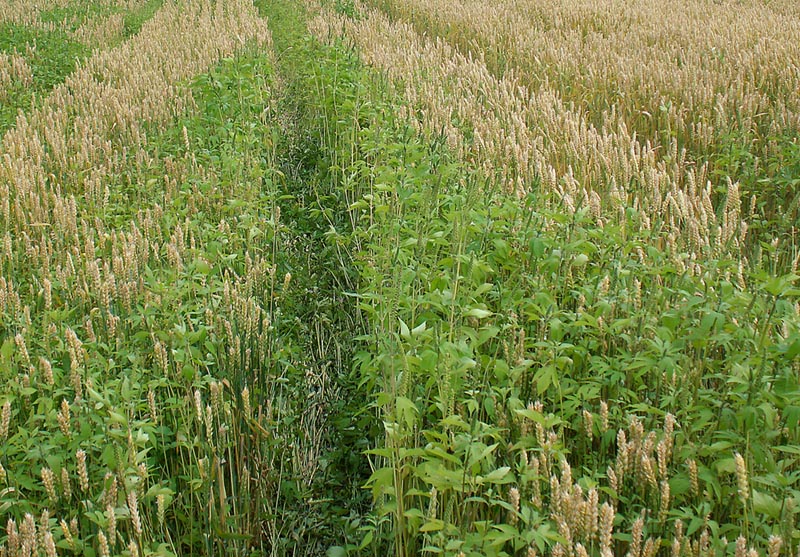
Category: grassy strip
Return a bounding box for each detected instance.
[253,0,393,550]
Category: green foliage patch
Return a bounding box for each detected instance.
[0,38,374,554]
[712,130,800,265]
[283,11,800,557]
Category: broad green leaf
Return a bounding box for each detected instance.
[399,318,411,340]
[753,490,782,519]
[480,466,512,484]
[464,307,492,319]
[366,467,394,500]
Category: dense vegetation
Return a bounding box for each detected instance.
[0,0,798,556]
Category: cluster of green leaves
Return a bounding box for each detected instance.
[1,48,274,555]
[712,130,800,264]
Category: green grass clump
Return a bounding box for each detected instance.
[122,0,165,38]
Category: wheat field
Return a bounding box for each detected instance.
[1,0,798,555]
